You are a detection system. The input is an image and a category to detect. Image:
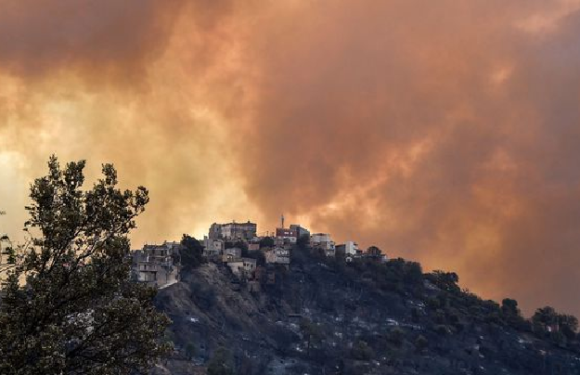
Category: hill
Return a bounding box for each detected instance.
[153,245,580,375]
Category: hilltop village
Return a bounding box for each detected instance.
[131,218,387,289]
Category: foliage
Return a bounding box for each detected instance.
[0,157,170,375]
[207,347,234,375]
[245,250,266,266]
[366,245,382,256]
[259,236,275,248]
[426,271,460,293]
[180,235,205,271]
[532,306,579,345]
[296,234,310,250]
[351,340,374,360]
[389,327,405,347]
[500,298,527,329]
[415,335,428,352]
[300,318,323,357]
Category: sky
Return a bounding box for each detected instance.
[1,0,580,316]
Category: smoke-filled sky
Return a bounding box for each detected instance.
[1,0,580,316]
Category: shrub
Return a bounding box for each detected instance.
[389,327,405,347]
[434,325,451,336]
[351,340,375,361]
[415,335,428,353]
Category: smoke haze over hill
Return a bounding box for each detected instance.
[1,0,580,315]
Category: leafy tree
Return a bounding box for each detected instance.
[501,298,526,328]
[259,236,275,248]
[180,235,205,271]
[415,335,428,353]
[0,157,170,375]
[427,271,460,293]
[351,340,374,360]
[559,314,578,340]
[389,327,405,347]
[207,347,234,375]
[296,234,310,250]
[532,306,558,336]
[366,246,382,256]
[234,240,249,257]
[246,250,266,266]
[0,210,15,275]
[300,318,323,357]
[185,342,196,360]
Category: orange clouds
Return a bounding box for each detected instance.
[1,0,580,316]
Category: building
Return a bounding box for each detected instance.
[276,228,297,243]
[208,221,257,241]
[203,237,224,258]
[131,242,181,288]
[310,233,336,252]
[227,258,257,278]
[290,224,310,239]
[222,247,242,262]
[344,241,360,255]
[265,246,291,265]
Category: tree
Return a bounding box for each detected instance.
[501,298,526,328]
[296,234,310,250]
[259,236,275,248]
[0,157,170,375]
[558,314,578,340]
[300,318,323,357]
[427,271,460,293]
[180,235,205,271]
[0,210,15,276]
[414,335,428,353]
[351,340,374,360]
[366,246,382,257]
[207,347,234,375]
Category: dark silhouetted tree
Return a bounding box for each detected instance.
[259,236,275,248]
[207,347,234,375]
[0,157,170,375]
[180,235,205,270]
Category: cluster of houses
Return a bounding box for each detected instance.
[131,217,387,288]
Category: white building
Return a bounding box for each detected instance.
[265,247,291,265]
[227,258,257,277]
[345,241,360,255]
[310,233,336,251]
[203,237,224,258]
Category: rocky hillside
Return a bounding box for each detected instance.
[153,246,580,375]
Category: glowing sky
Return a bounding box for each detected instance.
[1,0,580,316]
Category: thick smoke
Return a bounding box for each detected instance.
[1,0,580,315]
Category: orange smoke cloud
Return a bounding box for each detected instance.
[1,0,580,316]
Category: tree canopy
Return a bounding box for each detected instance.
[0,156,170,375]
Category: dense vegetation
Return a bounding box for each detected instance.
[0,157,170,375]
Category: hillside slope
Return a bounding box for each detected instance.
[154,247,580,375]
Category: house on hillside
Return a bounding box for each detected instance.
[290,224,310,240]
[276,227,297,244]
[203,237,224,258]
[208,221,257,242]
[131,241,181,288]
[222,247,242,262]
[336,241,360,256]
[265,246,290,265]
[227,258,257,278]
[311,233,336,256]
